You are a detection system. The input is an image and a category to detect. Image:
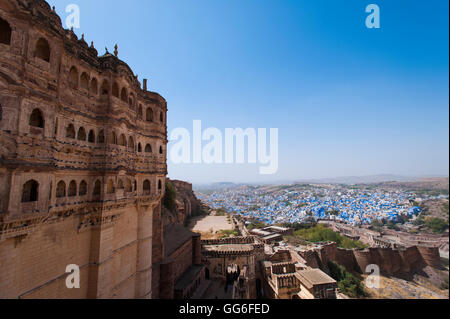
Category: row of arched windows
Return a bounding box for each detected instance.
[26,108,165,154]
[64,123,164,154]
[66,66,165,123]
[21,178,163,203]
[1,16,51,62]
[1,16,51,61]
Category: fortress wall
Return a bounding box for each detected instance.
[319,242,337,263]
[417,246,441,269]
[0,216,92,299]
[378,248,401,275]
[313,242,439,277]
[298,250,321,269]
[201,236,256,245]
[351,250,373,274]
[335,248,358,272]
[151,204,163,299]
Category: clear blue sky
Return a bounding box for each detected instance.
[49,0,449,184]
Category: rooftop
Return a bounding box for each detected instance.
[296,269,337,289]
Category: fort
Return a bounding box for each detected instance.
[297,241,441,277]
[0,0,176,299]
[322,220,449,253]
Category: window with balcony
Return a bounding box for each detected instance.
[69,66,79,89]
[21,180,39,202]
[68,180,77,197]
[56,181,66,198]
[143,180,151,194]
[79,180,87,196]
[77,127,86,141]
[34,38,50,62]
[66,124,75,139]
[29,108,44,128]
[0,17,12,45]
[93,180,101,195]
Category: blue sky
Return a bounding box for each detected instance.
[49,0,449,184]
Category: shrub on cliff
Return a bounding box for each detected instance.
[163,181,177,211]
[327,261,367,298]
[424,217,448,234]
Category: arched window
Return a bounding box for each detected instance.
[56,181,66,198]
[143,180,151,194]
[88,130,95,143]
[158,180,162,190]
[119,134,127,147]
[79,180,87,196]
[66,124,75,138]
[106,179,115,194]
[129,93,134,107]
[128,136,134,150]
[101,80,109,95]
[160,112,164,122]
[126,179,132,192]
[93,180,101,195]
[80,72,89,91]
[112,82,119,97]
[22,180,39,202]
[137,143,142,153]
[98,130,105,143]
[77,127,86,141]
[0,17,12,45]
[159,146,163,154]
[34,38,50,62]
[120,88,128,102]
[29,108,44,128]
[145,144,152,153]
[146,108,153,122]
[109,131,117,144]
[118,179,124,189]
[138,105,143,119]
[69,66,79,89]
[90,78,98,95]
[68,180,77,197]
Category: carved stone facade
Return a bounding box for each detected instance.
[0,0,167,299]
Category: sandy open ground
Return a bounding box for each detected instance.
[189,215,233,233]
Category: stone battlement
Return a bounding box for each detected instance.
[299,241,442,276]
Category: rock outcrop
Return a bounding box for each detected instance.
[162,179,206,227]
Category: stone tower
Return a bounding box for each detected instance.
[0,0,167,299]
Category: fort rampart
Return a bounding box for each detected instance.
[299,242,441,276]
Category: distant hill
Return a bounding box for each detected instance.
[379,177,449,192]
[193,182,241,191]
[294,175,447,185]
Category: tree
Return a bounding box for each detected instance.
[327,261,367,298]
[163,181,177,211]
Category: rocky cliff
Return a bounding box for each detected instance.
[162,179,206,227]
